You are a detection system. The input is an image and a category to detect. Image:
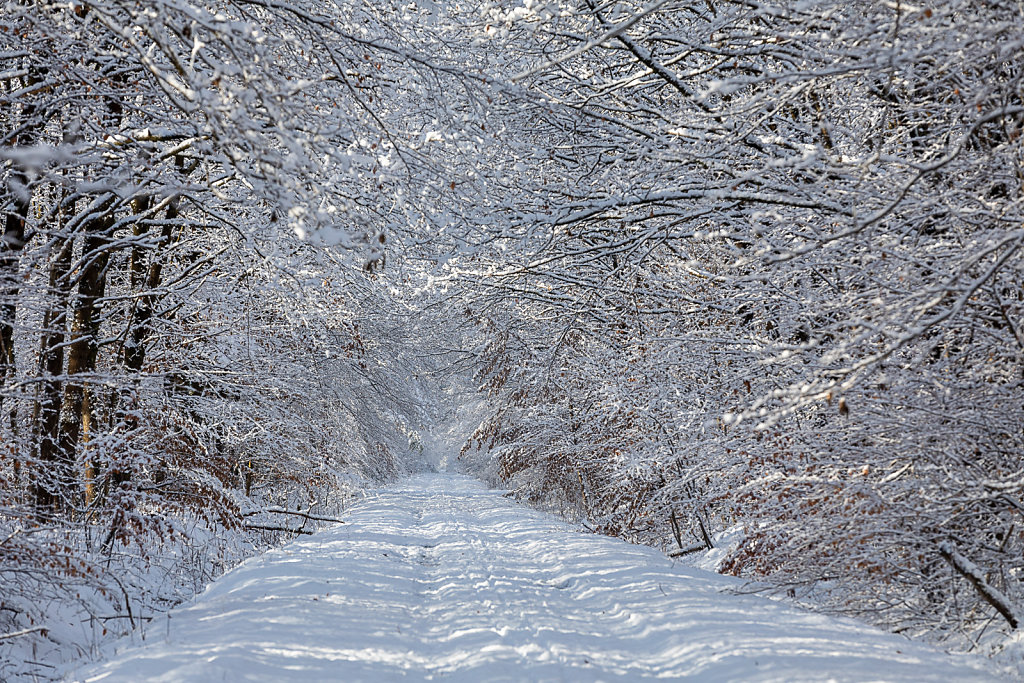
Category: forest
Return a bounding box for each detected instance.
[2,0,1022,678]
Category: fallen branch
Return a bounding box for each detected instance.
[242,508,344,524]
[0,626,48,642]
[667,544,707,558]
[939,542,1020,630]
[244,524,314,535]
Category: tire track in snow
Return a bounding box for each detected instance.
[75,474,998,682]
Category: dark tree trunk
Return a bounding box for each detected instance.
[31,231,75,512]
[55,198,116,509]
[123,194,176,375]
[0,169,29,439]
[1,64,46,436]
[8,60,53,503]
[60,55,128,508]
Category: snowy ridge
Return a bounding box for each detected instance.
[76,474,996,682]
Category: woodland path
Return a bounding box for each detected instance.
[77,474,995,682]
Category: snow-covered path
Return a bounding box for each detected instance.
[78,474,993,682]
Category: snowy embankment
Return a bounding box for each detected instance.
[75,474,996,682]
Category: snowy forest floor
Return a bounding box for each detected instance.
[74,474,998,682]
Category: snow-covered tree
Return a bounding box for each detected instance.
[457,0,1023,645]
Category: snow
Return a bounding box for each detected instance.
[75,474,995,682]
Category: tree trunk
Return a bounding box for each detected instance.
[0,173,29,404]
[31,232,74,513]
[0,64,46,438]
[56,198,116,509]
[122,194,178,376]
